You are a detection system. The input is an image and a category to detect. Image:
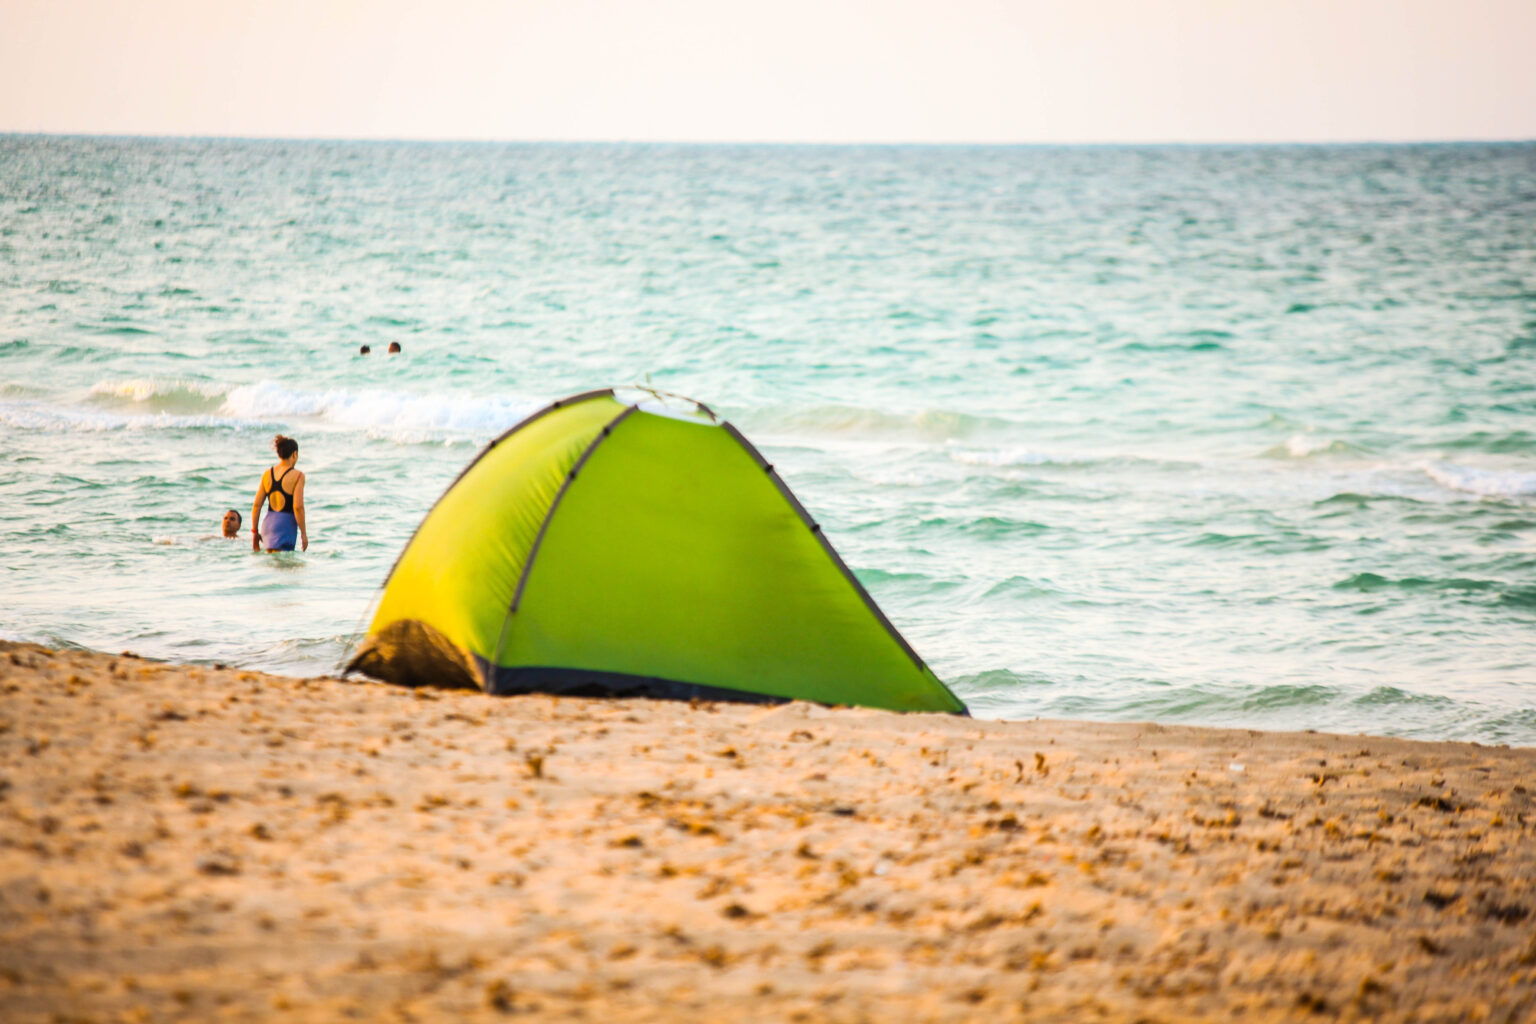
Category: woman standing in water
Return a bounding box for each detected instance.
[251,435,308,552]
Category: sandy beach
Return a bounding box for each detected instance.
[1,640,1532,1022]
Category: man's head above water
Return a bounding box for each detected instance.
[222,508,242,538]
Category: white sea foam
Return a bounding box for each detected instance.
[1424,462,1536,498]
[219,381,539,436]
[947,446,1092,468]
[4,382,541,441]
[850,468,939,487]
[750,404,1003,440]
[1264,434,1360,459]
[0,401,240,433]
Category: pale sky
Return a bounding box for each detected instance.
[2,0,1532,143]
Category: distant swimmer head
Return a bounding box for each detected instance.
[273,434,299,462]
[222,508,242,538]
[388,341,402,354]
[359,344,371,355]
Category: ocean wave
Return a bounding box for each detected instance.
[1333,572,1512,597]
[1119,335,1229,353]
[4,380,544,441]
[947,446,1098,468]
[854,567,937,587]
[1184,531,1266,548]
[913,514,1051,539]
[1314,491,1425,509]
[1437,429,1536,454]
[89,377,227,413]
[1238,683,1337,711]
[1480,708,1536,745]
[0,400,243,433]
[1424,462,1536,498]
[981,575,1059,600]
[1039,681,1245,721]
[746,403,1010,441]
[948,668,1055,714]
[1352,686,1456,708]
[946,445,1201,474]
[1261,434,1365,459]
[1021,679,1366,730]
[1335,571,1496,593]
[219,381,540,436]
[1498,586,1536,609]
[846,465,940,487]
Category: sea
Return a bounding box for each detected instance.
[2,136,1533,744]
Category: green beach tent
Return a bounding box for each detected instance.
[347,388,967,715]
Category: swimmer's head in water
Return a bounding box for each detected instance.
[388,341,402,354]
[359,344,371,355]
[273,434,299,461]
[222,509,242,537]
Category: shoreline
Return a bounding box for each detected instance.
[2,640,1533,1021]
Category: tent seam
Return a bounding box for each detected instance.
[718,421,963,710]
[364,388,617,603]
[487,405,638,677]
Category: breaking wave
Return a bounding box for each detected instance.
[88,377,226,413]
[1425,462,1536,498]
[947,446,1098,468]
[218,381,540,436]
[1261,435,1366,459]
[0,401,240,433]
[745,403,1011,441]
[3,380,543,441]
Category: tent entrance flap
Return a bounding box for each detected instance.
[349,618,480,691]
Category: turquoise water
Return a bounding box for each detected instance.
[2,136,1534,744]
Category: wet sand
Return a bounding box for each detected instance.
[1,640,1533,1022]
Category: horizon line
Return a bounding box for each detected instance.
[5,130,1535,149]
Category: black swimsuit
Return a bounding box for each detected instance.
[265,465,296,512]
[260,465,299,549]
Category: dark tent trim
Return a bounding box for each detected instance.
[477,658,792,706]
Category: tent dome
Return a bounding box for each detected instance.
[347,388,967,715]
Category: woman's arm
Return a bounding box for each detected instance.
[250,474,267,552]
[293,473,308,551]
